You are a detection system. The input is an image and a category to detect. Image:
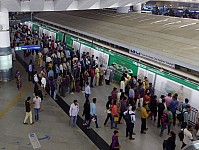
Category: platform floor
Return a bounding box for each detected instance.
[0,51,184,150]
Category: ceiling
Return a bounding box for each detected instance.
[35,10,199,71]
[0,0,145,12]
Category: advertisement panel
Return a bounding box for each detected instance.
[108,53,138,82]
[56,32,64,42]
[65,35,73,49]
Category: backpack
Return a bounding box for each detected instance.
[124,111,134,124]
[178,129,184,141]
[161,112,168,124]
[177,111,188,122]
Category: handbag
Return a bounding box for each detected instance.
[114,116,119,122]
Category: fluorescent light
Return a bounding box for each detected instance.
[150,19,168,24]
[139,18,156,22]
[163,21,182,26]
[178,23,197,28]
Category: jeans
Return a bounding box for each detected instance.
[160,122,171,134]
[90,77,94,87]
[104,113,112,125]
[111,115,118,129]
[34,108,40,121]
[70,116,77,127]
[87,115,98,128]
[118,111,125,123]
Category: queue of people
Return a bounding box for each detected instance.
[13,24,198,150]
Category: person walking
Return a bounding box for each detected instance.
[85,82,91,101]
[23,97,34,125]
[118,96,128,124]
[82,99,90,126]
[69,100,79,127]
[104,96,112,127]
[141,103,150,134]
[33,94,41,121]
[160,106,173,137]
[111,100,119,129]
[181,125,193,149]
[87,98,99,129]
[110,130,121,150]
[163,131,176,150]
[124,105,136,140]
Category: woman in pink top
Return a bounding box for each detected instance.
[165,93,172,107]
[111,100,119,129]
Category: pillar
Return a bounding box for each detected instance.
[0,11,12,81]
[133,3,142,13]
[116,6,130,13]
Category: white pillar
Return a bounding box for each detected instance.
[117,6,130,13]
[133,3,142,13]
[0,11,12,81]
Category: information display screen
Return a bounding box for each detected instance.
[15,45,41,51]
[0,54,12,70]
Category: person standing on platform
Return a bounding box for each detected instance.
[15,70,22,90]
[23,97,34,125]
[27,60,34,81]
[109,64,115,83]
[104,66,111,84]
[99,64,104,86]
[110,130,121,150]
[141,103,150,134]
[169,95,179,126]
[85,82,91,101]
[69,100,79,127]
[124,106,136,140]
[33,93,41,121]
[95,65,100,86]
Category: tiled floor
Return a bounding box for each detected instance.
[0,51,184,150]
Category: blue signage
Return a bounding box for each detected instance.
[15,45,41,51]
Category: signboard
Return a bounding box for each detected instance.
[56,32,64,42]
[129,49,175,68]
[0,54,12,70]
[15,45,41,51]
[28,133,41,149]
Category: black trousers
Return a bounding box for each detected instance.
[141,118,147,133]
[28,72,33,81]
[104,113,112,125]
[172,112,176,126]
[126,123,134,138]
[118,111,125,123]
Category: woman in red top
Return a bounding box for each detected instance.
[111,100,119,129]
[144,93,151,111]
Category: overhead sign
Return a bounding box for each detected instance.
[129,49,175,68]
[15,45,41,51]
[28,133,41,149]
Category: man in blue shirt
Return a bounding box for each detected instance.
[85,82,91,101]
[169,95,179,126]
[87,98,99,129]
[48,69,54,79]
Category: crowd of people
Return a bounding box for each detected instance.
[12,24,199,150]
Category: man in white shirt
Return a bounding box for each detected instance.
[85,82,91,101]
[69,100,79,127]
[41,76,47,95]
[182,125,193,149]
[123,105,136,140]
[33,72,39,83]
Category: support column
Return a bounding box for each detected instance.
[0,11,12,81]
[133,3,142,13]
[116,6,130,13]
